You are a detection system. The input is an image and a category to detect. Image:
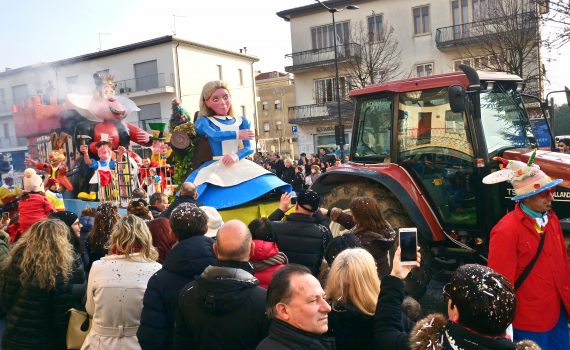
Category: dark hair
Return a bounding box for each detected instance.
[88,202,120,254]
[445,264,515,336]
[149,192,167,206]
[81,207,97,217]
[266,264,311,318]
[324,233,361,266]
[169,203,208,240]
[127,198,151,220]
[248,218,276,242]
[131,188,147,199]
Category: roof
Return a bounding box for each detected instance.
[0,36,258,77]
[350,70,523,97]
[277,0,367,21]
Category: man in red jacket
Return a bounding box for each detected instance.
[485,156,570,349]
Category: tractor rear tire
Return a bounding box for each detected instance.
[320,180,438,311]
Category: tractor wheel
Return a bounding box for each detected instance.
[320,180,437,310]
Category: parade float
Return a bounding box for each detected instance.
[10,75,288,220]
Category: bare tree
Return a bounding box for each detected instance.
[539,0,570,48]
[343,21,402,90]
[455,0,542,94]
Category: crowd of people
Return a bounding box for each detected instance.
[0,168,563,350]
[252,148,345,193]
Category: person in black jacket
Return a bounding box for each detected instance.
[159,182,203,219]
[173,220,269,350]
[0,219,84,350]
[138,203,216,350]
[256,264,335,350]
[148,192,169,218]
[270,190,333,276]
[280,158,296,186]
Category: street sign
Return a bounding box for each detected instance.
[291,125,297,133]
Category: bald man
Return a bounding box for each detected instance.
[159,181,203,219]
[174,220,269,350]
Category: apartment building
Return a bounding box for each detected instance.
[277,0,545,155]
[0,35,258,172]
[255,71,297,158]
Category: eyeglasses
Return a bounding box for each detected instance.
[537,187,555,199]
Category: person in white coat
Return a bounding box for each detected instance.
[81,215,162,350]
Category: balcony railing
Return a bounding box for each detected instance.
[115,73,174,94]
[285,43,361,73]
[288,101,354,124]
[435,12,537,49]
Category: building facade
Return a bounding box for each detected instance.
[0,36,258,172]
[277,0,545,156]
[255,71,297,158]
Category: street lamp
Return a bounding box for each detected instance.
[315,0,358,162]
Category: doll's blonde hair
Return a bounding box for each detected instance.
[199,80,235,117]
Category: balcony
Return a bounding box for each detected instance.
[115,73,175,97]
[285,43,361,73]
[0,136,28,150]
[435,12,537,50]
[288,101,354,124]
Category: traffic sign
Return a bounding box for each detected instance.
[291,125,298,133]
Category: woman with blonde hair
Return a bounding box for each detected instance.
[0,219,84,350]
[325,248,380,350]
[323,196,396,278]
[81,215,161,350]
[184,80,291,209]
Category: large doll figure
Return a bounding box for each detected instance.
[78,141,118,201]
[186,81,291,209]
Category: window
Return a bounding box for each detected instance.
[274,100,282,110]
[353,97,392,162]
[367,14,383,42]
[66,76,78,93]
[445,110,464,133]
[238,69,244,85]
[11,84,28,103]
[241,106,246,116]
[0,88,6,113]
[416,63,433,77]
[95,69,109,77]
[3,123,9,138]
[263,122,270,132]
[413,5,430,35]
[134,60,159,91]
[138,103,161,130]
[276,121,283,130]
[311,21,350,49]
[262,101,269,110]
[473,0,497,20]
[452,0,469,38]
[314,76,352,104]
[217,65,223,80]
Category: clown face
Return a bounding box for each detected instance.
[97,144,113,161]
[205,88,232,116]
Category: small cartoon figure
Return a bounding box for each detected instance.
[78,140,121,201]
[45,178,65,211]
[26,132,73,192]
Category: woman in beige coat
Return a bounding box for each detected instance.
[81,215,162,350]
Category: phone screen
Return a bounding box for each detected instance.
[290,191,297,205]
[399,228,417,263]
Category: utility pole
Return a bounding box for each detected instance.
[172,15,187,36]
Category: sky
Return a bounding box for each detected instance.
[1,0,568,105]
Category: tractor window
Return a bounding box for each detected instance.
[397,87,477,226]
[353,97,392,162]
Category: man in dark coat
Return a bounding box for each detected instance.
[269,190,332,276]
[138,203,216,350]
[173,220,269,350]
[256,264,334,350]
[159,182,203,219]
[148,192,169,218]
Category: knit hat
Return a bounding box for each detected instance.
[23,168,44,192]
[482,150,562,201]
[200,206,224,238]
[297,189,320,212]
[443,264,515,336]
[49,211,79,228]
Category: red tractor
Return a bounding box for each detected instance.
[311,65,570,309]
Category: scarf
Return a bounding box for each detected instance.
[520,202,548,229]
[251,251,288,271]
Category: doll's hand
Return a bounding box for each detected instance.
[25,158,37,166]
[135,132,150,144]
[221,153,238,166]
[238,130,254,140]
[80,145,89,154]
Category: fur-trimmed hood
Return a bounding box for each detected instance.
[409,313,541,350]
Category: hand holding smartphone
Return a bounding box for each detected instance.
[399,227,418,265]
[290,191,297,205]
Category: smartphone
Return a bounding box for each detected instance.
[290,191,297,205]
[399,227,418,265]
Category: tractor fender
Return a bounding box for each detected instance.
[312,165,445,242]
